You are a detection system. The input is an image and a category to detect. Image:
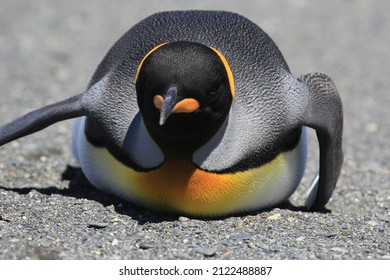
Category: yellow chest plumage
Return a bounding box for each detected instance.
[76,131,306,217]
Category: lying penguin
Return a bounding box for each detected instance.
[0,11,343,217]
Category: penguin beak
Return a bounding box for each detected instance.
[153,86,200,126]
[158,86,178,125]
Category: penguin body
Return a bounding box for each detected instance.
[0,11,343,217]
[73,116,307,216]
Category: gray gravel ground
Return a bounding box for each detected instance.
[0,0,389,260]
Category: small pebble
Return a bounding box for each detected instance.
[87,222,109,229]
[331,247,349,254]
[235,219,244,229]
[138,242,157,249]
[269,246,281,253]
[105,204,116,212]
[248,243,258,249]
[111,238,119,246]
[221,250,233,257]
[296,236,305,242]
[195,246,217,257]
[266,213,281,220]
[367,220,379,227]
[0,215,10,222]
[375,213,390,222]
[178,216,190,222]
[324,232,337,238]
[232,233,254,241]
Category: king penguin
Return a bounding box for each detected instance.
[0,11,343,217]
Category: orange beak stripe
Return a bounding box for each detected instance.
[153,95,200,113]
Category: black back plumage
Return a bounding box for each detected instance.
[89,11,289,85]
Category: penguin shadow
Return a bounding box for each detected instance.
[0,165,328,224]
[0,165,177,224]
[61,166,179,224]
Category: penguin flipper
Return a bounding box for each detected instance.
[299,72,343,211]
[0,94,85,146]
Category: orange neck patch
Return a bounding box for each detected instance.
[210,47,235,98]
[134,42,168,83]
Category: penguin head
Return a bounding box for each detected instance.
[136,41,234,156]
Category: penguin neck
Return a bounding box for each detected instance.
[144,114,226,159]
[147,127,213,159]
